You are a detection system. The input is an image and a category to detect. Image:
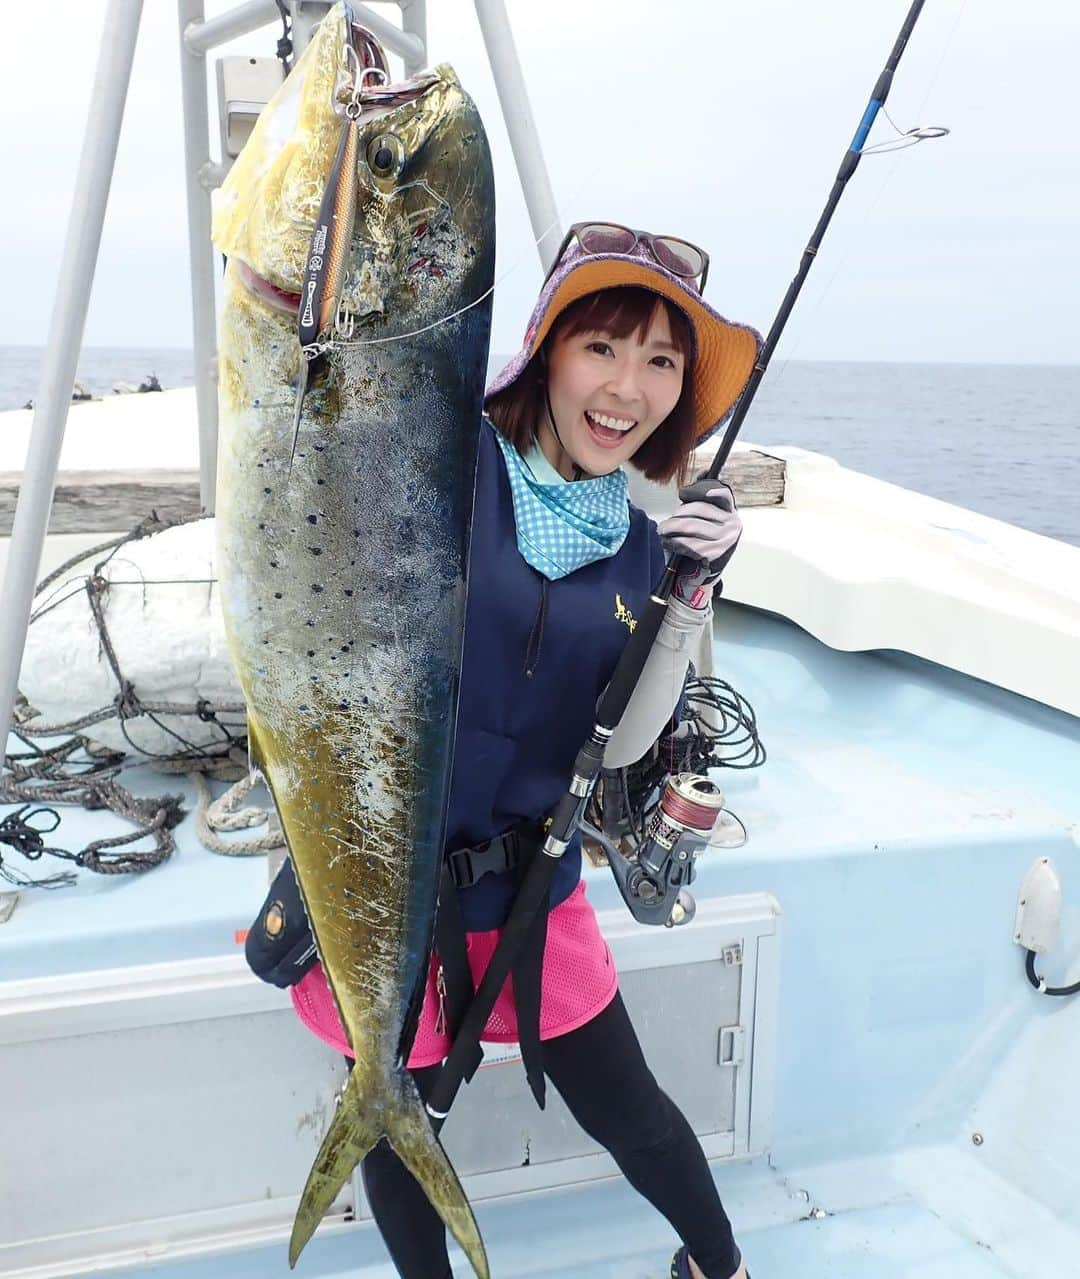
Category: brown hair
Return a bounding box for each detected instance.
[486,286,698,485]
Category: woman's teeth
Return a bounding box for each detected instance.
[585,410,636,433]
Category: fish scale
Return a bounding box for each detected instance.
[212,5,495,1275]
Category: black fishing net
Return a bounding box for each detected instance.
[0,512,279,890]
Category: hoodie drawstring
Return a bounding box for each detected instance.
[523,575,549,678]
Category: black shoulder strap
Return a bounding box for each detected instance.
[435,865,484,1084]
[434,835,550,1110]
[511,878,550,1108]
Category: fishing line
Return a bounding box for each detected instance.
[862,105,950,154]
[30,539,144,620]
[90,578,217,587]
[31,567,216,626]
[911,0,970,119]
[321,210,566,352]
[768,147,907,380]
[770,135,920,375]
[29,581,92,626]
[766,1,963,379]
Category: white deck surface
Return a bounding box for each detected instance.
[6,386,1079,717]
[630,442,1080,719]
[3,606,1079,1278]
[3,394,1080,1279]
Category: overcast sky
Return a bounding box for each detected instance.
[3,0,1078,363]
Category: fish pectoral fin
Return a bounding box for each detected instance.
[288,1069,489,1279]
[246,712,268,782]
[245,713,289,850]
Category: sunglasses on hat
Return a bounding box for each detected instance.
[545,222,710,294]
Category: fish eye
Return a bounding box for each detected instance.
[367,133,405,178]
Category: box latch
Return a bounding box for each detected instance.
[717,1024,745,1067]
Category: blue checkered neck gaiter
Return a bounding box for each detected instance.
[492,429,631,581]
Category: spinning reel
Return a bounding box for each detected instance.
[583,771,734,928]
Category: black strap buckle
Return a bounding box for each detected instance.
[446,832,520,890]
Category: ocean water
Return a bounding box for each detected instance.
[751,360,1079,548]
[2,347,1077,547]
[0,346,197,410]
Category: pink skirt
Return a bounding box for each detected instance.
[291,879,618,1068]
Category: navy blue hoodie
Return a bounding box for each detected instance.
[450,418,668,930]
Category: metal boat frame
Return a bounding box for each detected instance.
[0,0,562,754]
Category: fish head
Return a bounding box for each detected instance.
[339,65,496,334]
[213,3,495,341]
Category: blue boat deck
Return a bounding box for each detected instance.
[88,1143,1067,1278]
[5,605,1078,985]
[4,601,1080,1277]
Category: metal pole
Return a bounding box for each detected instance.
[399,0,428,78]
[473,0,561,270]
[0,0,145,761]
[183,0,278,54]
[178,0,221,511]
[353,2,425,66]
[290,1,332,58]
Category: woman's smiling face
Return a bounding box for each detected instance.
[538,303,687,479]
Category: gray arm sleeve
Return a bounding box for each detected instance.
[602,597,713,769]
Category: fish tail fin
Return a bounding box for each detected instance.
[387,1081,490,1279]
[287,1067,372,1268]
[288,1067,489,1279]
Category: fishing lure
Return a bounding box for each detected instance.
[289,36,387,470]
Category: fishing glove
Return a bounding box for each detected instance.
[658,480,743,607]
[244,856,318,988]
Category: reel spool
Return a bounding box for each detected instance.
[642,773,725,857]
[587,770,734,929]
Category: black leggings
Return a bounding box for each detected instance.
[358,990,742,1279]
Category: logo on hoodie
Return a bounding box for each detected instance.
[614,594,637,633]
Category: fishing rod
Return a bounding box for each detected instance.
[426,0,944,1126]
[709,0,936,480]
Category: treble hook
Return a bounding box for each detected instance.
[341,43,388,118]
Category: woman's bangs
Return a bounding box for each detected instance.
[557,288,693,360]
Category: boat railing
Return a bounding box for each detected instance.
[0,0,563,755]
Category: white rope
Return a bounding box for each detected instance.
[188,770,284,856]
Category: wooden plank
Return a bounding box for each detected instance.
[0,449,785,538]
[635,448,786,512]
[713,449,785,507]
[0,470,202,536]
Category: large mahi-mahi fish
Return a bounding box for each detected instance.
[212,6,494,1273]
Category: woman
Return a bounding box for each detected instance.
[274,222,761,1279]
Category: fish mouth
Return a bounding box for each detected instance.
[354,71,443,111]
[235,259,302,315]
[341,20,444,110]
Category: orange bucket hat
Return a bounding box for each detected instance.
[485,226,762,444]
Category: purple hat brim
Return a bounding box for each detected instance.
[485,244,763,445]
